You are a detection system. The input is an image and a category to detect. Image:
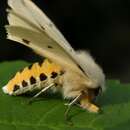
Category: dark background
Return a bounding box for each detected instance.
[0,0,130,82]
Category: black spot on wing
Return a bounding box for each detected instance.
[47,45,53,49]
[51,72,58,78]
[40,25,45,30]
[40,73,47,81]
[38,23,45,30]
[78,65,85,73]
[22,39,30,44]
[30,76,36,85]
[22,80,28,87]
[13,84,20,92]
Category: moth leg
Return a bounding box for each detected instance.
[64,94,82,120]
[28,83,55,103]
[80,95,100,113]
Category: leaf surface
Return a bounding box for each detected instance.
[0,61,130,130]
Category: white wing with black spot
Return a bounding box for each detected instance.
[6,0,105,87]
[6,0,84,75]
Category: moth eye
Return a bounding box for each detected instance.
[22,80,28,87]
[30,76,36,85]
[94,87,102,96]
[13,84,20,92]
[39,73,47,81]
[51,72,58,78]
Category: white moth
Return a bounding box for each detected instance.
[3,0,105,114]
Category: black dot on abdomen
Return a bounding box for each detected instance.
[51,72,58,78]
[30,76,36,85]
[39,73,47,81]
[13,84,20,92]
[22,80,28,87]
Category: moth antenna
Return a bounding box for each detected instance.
[64,94,82,121]
[28,83,55,104]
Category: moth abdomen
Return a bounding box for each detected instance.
[2,59,62,95]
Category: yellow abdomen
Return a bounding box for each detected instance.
[3,59,62,95]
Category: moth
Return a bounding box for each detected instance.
[3,0,105,115]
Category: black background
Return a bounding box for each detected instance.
[0,0,130,82]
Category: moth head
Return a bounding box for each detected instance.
[61,70,105,101]
[79,76,105,102]
[81,86,102,103]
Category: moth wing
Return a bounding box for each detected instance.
[7,10,41,32]
[8,0,74,49]
[7,0,84,74]
[6,26,82,73]
[8,0,104,79]
[7,0,75,53]
[7,0,106,91]
[14,0,96,77]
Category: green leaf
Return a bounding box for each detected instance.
[0,61,130,130]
